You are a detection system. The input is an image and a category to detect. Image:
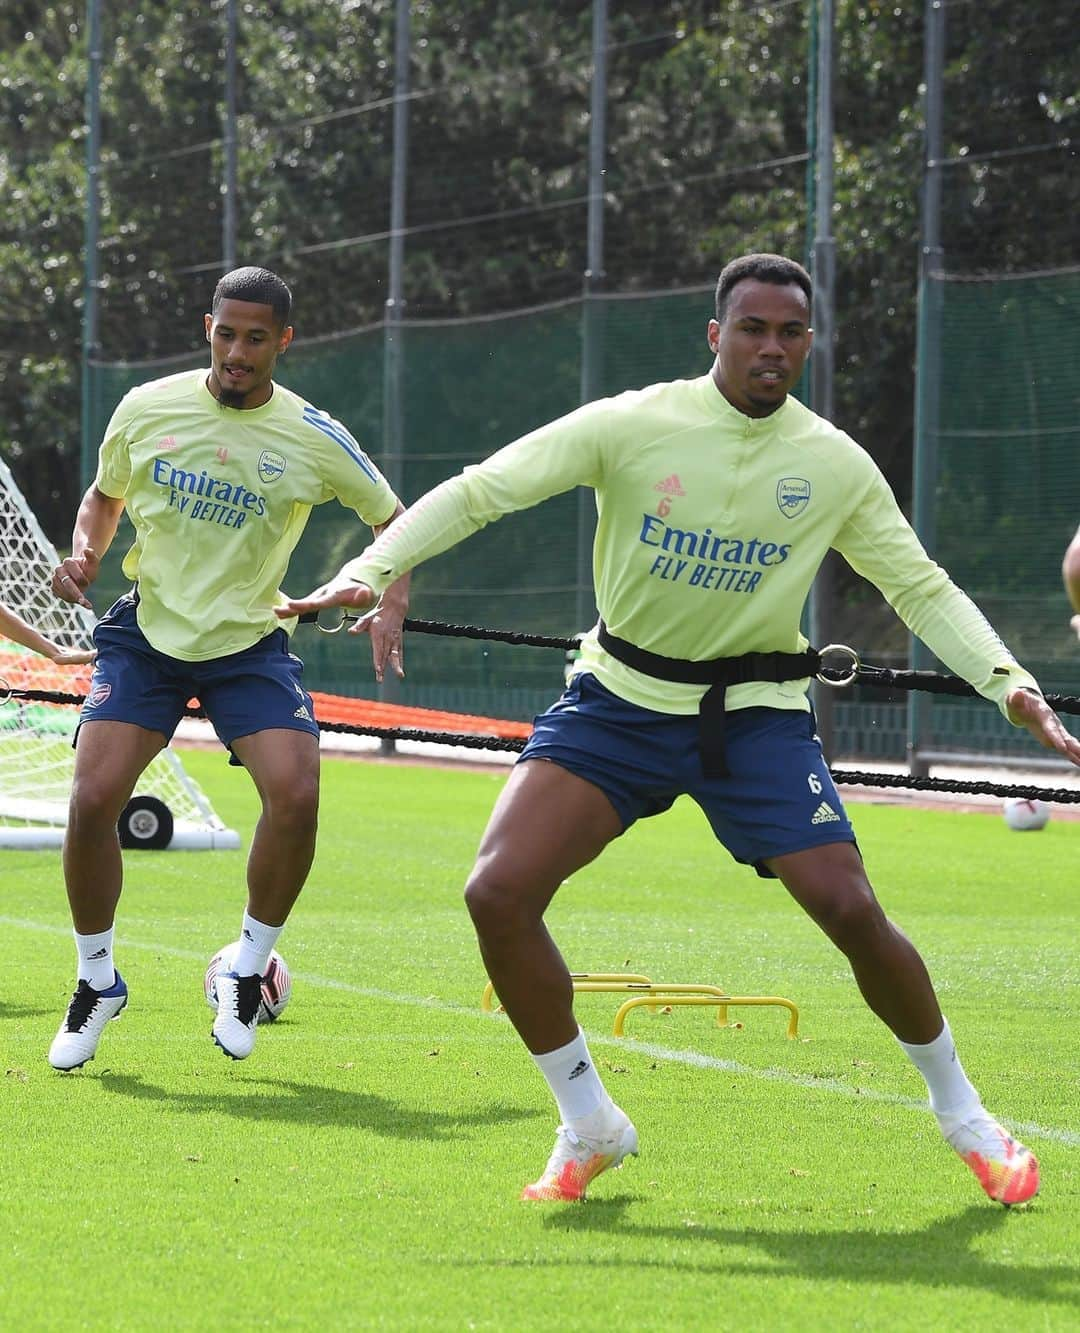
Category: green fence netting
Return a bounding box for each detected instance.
[911,266,1080,759]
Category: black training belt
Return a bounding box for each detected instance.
[596,621,821,779]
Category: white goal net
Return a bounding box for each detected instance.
[0,456,240,850]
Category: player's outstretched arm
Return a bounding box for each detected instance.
[1005,687,1080,767]
[275,575,378,620]
[0,601,95,665]
[47,646,97,665]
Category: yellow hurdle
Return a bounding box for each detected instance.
[611,987,799,1040]
[480,974,798,1038]
[480,972,656,1014]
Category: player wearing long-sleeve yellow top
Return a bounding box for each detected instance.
[280,253,1079,1211]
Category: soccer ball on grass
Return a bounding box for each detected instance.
[204,943,292,1022]
[1001,797,1050,832]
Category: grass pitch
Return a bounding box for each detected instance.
[2,751,1078,1331]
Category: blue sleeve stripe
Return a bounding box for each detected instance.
[301,406,380,483]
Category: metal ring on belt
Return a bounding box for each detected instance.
[815,643,860,688]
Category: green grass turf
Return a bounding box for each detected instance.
[2,751,1078,1330]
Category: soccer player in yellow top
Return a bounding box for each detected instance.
[280,254,1079,1207]
[48,266,409,1069]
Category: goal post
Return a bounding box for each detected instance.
[0,456,241,851]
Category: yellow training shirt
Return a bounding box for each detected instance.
[341,373,1037,717]
[96,368,397,660]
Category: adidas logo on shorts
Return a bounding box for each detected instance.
[811,800,841,825]
[293,706,312,720]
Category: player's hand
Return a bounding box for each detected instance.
[1070,614,1080,641]
[275,576,378,621]
[48,647,97,666]
[347,596,406,683]
[51,547,99,610]
[1005,687,1080,767]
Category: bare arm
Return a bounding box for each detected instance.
[52,485,126,610]
[0,601,95,665]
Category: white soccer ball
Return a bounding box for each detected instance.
[204,943,292,1022]
[1002,797,1050,832]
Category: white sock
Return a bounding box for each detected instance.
[897,1019,981,1117]
[230,912,282,977]
[532,1028,612,1127]
[75,927,115,992]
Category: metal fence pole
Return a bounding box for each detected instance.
[80,0,103,492]
[222,0,238,272]
[808,0,837,757]
[379,0,411,748]
[576,0,608,635]
[907,0,946,776]
[803,0,818,272]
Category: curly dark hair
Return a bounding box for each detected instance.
[714,254,812,322]
[212,266,292,329]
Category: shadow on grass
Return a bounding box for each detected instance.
[543,1202,1079,1307]
[0,1001,54,1020]
[98,1071,535,1141]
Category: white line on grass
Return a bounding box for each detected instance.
[10,915,1078,1149]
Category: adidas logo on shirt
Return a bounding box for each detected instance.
[811,800,841,825]
[653,473,686,497]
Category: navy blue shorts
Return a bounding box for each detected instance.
[78,594,320,760]
[519,672,856,878]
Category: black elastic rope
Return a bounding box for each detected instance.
[318,721,526,753]
[828,662,1080,716]
[8,616,1080,803]
[398,619,1080,716]
[402,617,579,650]
[307,613,1080,714]
[830,767,1080,804]
[10,695,1074,803]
